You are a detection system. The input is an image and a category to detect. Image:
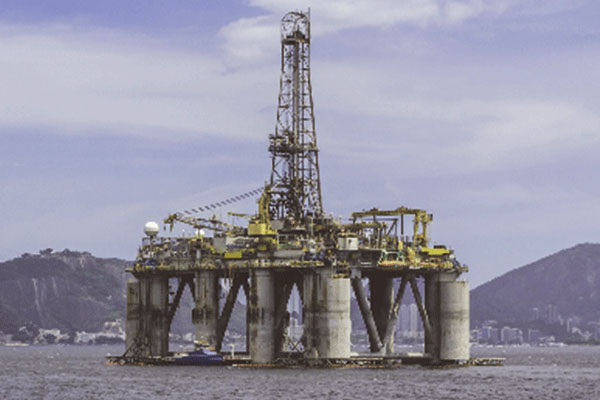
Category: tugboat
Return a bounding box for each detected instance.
[172,348,223,366]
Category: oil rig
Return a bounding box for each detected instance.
[121,11,470,366]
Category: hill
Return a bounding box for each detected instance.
[471,243,600,326]
[0,249,129,336]
[0,249,244,339]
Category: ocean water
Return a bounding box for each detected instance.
[1,345,599,399]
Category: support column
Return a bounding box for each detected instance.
[439,280,470,362]
[139,274,169,357]
[248,269,276,363]
[424,273,440,361]
[425,272,469,363]
[243,280,250,353]
[303,269,351,360]
[125,280,140,352]
[273,278,293,354]
[193,270,219,349]
[369,275,394,354]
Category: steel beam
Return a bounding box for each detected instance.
[409,275,434,354]
[351,277,382,351]
[380,276,408,352]
[166,277,188,328]
[369,275,394,354]
[215,275,243,352]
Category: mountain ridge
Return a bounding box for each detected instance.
[0,249,129,335]
[471,242,600,326]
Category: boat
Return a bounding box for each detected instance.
[172,348,223,366]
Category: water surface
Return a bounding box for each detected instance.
[1,345,599,399]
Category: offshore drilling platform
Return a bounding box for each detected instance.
[120,11,470,366]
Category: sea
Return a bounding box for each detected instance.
[1,345,599,399]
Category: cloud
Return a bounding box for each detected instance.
[442,181,600,259]
[309,55,600,177]
[2,1,593,145]
[219,15,280,65]
[0,168,265,260]
[243,0,583,33]
[218,0,585,64]
[3,6,598,180]
[0,24,277,140]
[460,101,599,168]
[218,0,505,62]
[444,182,587,210]
[251,0,584,24]
[249,0,510,29]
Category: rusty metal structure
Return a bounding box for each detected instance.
[122,10,470,366]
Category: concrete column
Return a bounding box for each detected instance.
[139,275,169,357]
[193,270,219,349]
[248,269,276,363]
[303,269,351,360]
[369,275,394,354]
[439,280,470,361]
[125,280,140,351]
[425,272,469,363]
[274,278,293,355]
[424,273,440,360]
[243,280,250,353]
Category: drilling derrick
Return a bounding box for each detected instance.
[269,11,323,223]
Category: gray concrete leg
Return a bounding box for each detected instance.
[303,269,351,360]
[440,280,470,361]
[369,275,394,354]
[274,277,293,354]
[193,270,219,349]
[138,275,169,357]
[424,273,440,361]
[248,269,276,363]
[425,272,469,363]
[242,280,250,353]
[125,280,140,352]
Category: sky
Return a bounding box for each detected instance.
[1,0,599,287]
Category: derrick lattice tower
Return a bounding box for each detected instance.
[268,11,323,223]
